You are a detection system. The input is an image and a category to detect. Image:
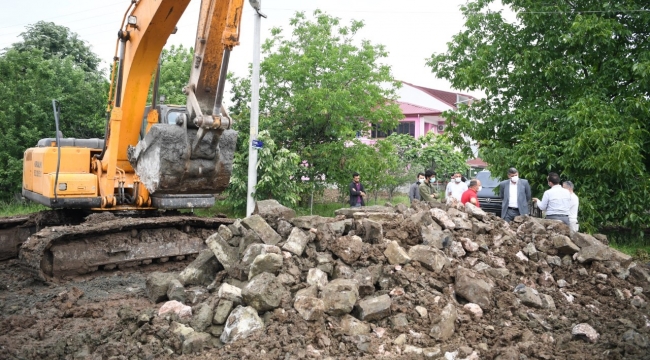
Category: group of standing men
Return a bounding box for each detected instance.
[404,167,580,232]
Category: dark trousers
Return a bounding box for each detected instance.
[504,207,520,222]
[546,214,570,226]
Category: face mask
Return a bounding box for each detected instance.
[511,176,518,182]
[478,186,483,191]
[430,178,436,183]
[454,178,461,183]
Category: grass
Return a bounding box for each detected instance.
[0,201,46,217]
[606,230,650,260]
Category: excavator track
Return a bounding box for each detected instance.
[6,212,232,281]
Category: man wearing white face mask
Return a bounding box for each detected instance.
[446,171,468,204]
[418,170,439,204]
[499,167,532,222]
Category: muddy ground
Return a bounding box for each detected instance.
[1,206,650,360]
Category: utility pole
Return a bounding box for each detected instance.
[246,0,265,217]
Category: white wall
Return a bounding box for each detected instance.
[398,84,455,112]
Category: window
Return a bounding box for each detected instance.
[371,121,416,138]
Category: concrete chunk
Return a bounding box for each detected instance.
[294,296,325,321]
[384,241,411,265]
[241,214,282,246]
[354,294,392,321]
[454,268,493,309]
[146,272,178,303]
[217,283,243,304]
[179,249,222,286]
[408,245,450,272]
[282,227,310,256]
[248,253,283,279]
[430,303,457,341]
[206,232,238,271]
[242,272,288,312]
[321,278,359,316]
[220,306,264,344]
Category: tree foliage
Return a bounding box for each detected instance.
[229,10,403,201]
[10,21,101,73]
[225,130,302,210]
[0,23,108,200]
[427,0,650,231]
[148,45,193,105]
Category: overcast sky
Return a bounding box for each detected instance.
[0,0,501,100]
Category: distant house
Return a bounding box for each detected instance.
[361,82,476,143]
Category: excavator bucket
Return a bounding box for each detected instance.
[128,123,236,198]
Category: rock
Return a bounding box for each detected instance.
[408,245,450,272]
[217,224,233,241]
[146,272,178,303]
[340,314,371,335]
[334,205,396,218]
[220,306,264,344]
[290,215,330,229]
[330,235,363,265]
[430,303,457,341]
[430,208,456,229]
[472,220,493,235]
[577,245,632,264]
[557,279,568,288]
[321,279,359,316]
[276,220,293,238]
[178,249,222,286]
[240,244,282,272]
[307,268,328,289]
[254,199,296,228]
[552,235,580,255]
[296,285,319,298]
[333,261,355,279]
[294,295,325,321]
[450,241,467,258]
[537,272,555,287]
[213,299,234,325]
[171,321,195,341]
[622,329,649,348]
[423,347,442,359]
[415,306,428,318]
[540,294,556,310]
[190,303,214,332]
[634,286,644,295]
[182,332,212,355]
[454,268,493,309]
[241,214,282,246]
[242,272,288,312]
[453,217,473,231]
[248,253,283,279]
[167,279,186,303]
[354,294,392,321]
[404,345,423,355]
[393,333,407,345]
[159,300,192,318]
[390,313,409,328]
[217,283,243,304]
[515,251,529,262]
[465,203,487,220]
[463,303,483,319]
[282,227,310,256]
[546,255,562,267]
[329,219,353,236]
[360,219,383,243]
[572,323,599,343]
[354,268,375,297]
[460,238,479,252]
[384,241,411,265]
[422,226,452,249]
[515,286,543,308]
[206,232,239,271]
[410,211,436,227]
[522,243,539,261]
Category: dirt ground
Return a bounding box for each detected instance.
[1,207,650,360]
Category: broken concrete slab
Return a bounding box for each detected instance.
[179,249,222,286]
[282,227,310,256]
[241,214,282,246]
[206,232,239,271]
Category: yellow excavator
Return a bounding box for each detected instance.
[6,0,247,279]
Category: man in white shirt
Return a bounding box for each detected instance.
[563,181,579,233]
[446,172,468,204]
[533,172,572,226]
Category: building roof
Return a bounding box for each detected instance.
[466,158,488,168]
[399,101,442,116]
[402,81,475,109]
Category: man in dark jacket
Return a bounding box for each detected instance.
[349,172,366,207]
[498,167,532,221]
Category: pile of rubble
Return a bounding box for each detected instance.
[119,200,648,358]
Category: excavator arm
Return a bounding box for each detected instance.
[22,0,244,211]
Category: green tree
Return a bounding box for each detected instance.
[427,0,650,231]
[0,49,108,200]
[148,45,193,105]
[10,21,101,72]
[225,130,302,210]
[229,10,403,200]
[417,133,469,180]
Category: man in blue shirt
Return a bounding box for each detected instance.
[533,172,571,226]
